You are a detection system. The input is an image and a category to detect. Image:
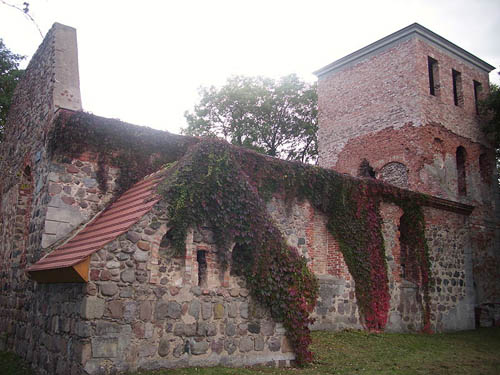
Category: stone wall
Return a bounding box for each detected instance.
[44,157,120,248]
[80,202,293,374]
[425,206,474,331]
[0,283,87,375]
[267,196,475,333]
[0,23,89,374]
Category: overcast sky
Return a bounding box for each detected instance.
[1,0,499,134]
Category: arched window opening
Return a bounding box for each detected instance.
[456,147,467,196]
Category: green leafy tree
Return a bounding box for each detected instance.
[480,83,500,149]
[184,74,318,163]
[479,82,500,182]
[0,38,24,140]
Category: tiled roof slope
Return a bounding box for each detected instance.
[27,172,162,274]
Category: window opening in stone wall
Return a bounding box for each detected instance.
[399,212,419,284]
[159,230,176,257]
[456,146,467,196]
[474,80,482,115]
[358,159,375,178]
[196,250,207,288]
[428,57,439,96]
[452,69,463,107]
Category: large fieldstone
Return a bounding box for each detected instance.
[214,303,224,319]
[224,338,237,354]
[108,300,124,319]
[158,338,169,357]
[255,336,264,351]
[228,302,238,318]
[81,297,105,319]
[100,283,119,296]
[95,321,120,335]
[92,337,118,358]
[268,337,281,352]
[189,300,201,320]
[139,301,152,321]
[191,341,209,355]
[121,269,135,283]
[202,302,212,320]
[225,322,236,336]
[239,336,254,352]
[261,321,275,336]
[248,321,260,334]
[126,232,141,244]
[240,302,249,319]
[167,302,182,319]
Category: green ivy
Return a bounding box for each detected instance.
[159,140,318,364]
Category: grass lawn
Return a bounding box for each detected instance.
[2,328,499,375]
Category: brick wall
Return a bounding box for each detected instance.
[317,35,491,170]
[316,30,500,307]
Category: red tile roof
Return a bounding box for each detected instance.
[26,173,162,273]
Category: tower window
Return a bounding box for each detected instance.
[428,57,439,96]
[456,146,467,196]
[452,70,463,107]
[473,81,482,115]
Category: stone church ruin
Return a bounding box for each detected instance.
[0,23,498,374]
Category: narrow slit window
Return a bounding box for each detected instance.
[428,57,439,96]
[456,146,467,196]
[196,250,207,288]
[452,69,463,106]
[473,80,482,115]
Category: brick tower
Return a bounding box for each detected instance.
[314,23,499,308]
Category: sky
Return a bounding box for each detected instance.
[1,0,499,135]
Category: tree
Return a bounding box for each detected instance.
[480,83,500,149]
[0,38,24,140]
[183,74,318,163]
[479,82,500,183]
